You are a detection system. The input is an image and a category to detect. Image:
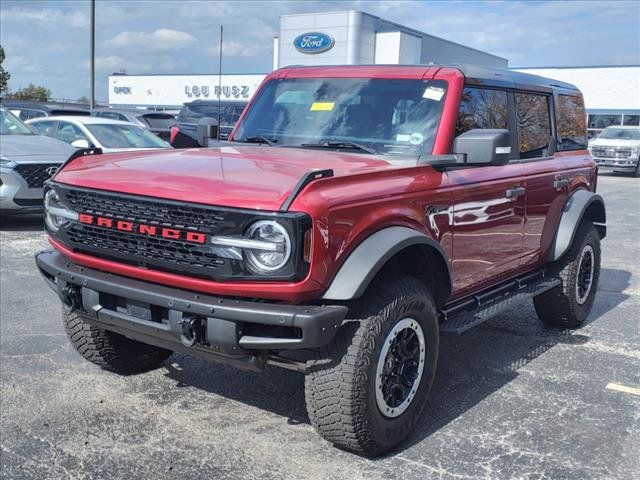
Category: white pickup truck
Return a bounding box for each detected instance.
[589,126,640,176]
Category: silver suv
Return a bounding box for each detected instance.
[589,126,640,177]
[0,107,74,215]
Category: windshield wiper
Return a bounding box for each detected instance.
[238,136,277,146]
[300,141,378,155]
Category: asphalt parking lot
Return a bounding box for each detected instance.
[1,173,638,480]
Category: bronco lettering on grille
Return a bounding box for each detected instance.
[78,214,207,244]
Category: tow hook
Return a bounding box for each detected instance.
[180,315,207,347]
[61,285,81,313]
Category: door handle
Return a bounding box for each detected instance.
[505,186,526,199]
[554,178,569,189]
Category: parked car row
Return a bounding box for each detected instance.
[0,98,251,149]
[92,107,175,141]
[1,99,176,141]
[0,106,171,216]
[1,99,92,120]
[27,116,171,152]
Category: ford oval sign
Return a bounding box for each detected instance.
[293,32,335,54]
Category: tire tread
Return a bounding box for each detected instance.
[63,308,172,374]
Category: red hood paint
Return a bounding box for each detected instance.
[54,146,411,211]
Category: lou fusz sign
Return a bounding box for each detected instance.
[184,85,250,99]
[293,32,335,54]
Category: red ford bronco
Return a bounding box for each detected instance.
[37,64,606,456]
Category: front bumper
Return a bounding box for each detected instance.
[593,157,638,171]
[36,250,347,369]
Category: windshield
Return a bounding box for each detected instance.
[233,78,448,155]
[85,124,170,148]
[598,127,640,140]
[0,107,34,135]
[141,114,175,129]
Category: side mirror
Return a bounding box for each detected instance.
[196,117,219,147]
[452,129,512,165]
[71,139,90,149]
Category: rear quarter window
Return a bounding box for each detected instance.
[555,95,587,151]
[515,92,551,159]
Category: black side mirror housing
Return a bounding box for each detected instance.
[452,129,512,165]
[196,117,219,147]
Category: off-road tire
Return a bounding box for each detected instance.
[534,221,600,328]
[633,158,640,177]
[63,308,172,374]
[305,275,439,456]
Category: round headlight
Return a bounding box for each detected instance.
[44,189,63,232]
[244,221,291,273]
[44,189,78,232]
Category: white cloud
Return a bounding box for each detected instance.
[107,29,197,52]
[1,7,88,29]
[205,40,270,58]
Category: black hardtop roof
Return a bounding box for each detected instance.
[283,63,581,94]
[448,63,580,93]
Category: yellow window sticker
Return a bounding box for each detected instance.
[310,102,335,111]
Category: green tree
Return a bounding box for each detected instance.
[9,83,51,101]
[0,45,10,95]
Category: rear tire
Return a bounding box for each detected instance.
[305,275,439,456]
[63,308,172,374]
[534,221,601,328]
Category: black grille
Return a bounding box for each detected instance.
[64,189,235,230]
[66,223,225,276]
[52,184,309,282]
[591,146,633,158]
[15,164,59,188]
[13,198,44,207]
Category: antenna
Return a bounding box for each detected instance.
[217,25,223,142]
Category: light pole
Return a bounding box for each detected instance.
[217,25,223,141]
[90,0,95,108]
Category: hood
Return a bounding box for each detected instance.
[589,138,640,148]
[0,134,74,162]
[54,145,412,211]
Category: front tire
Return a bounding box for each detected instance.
[534,221,601,328]
[305,275,439,456]
[63,309,172,374]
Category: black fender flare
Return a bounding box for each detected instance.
[321,226,452,306]
[549,189,606,262]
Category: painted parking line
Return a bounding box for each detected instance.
[606,383,640,396]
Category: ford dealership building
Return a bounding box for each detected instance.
[108,10,639,130]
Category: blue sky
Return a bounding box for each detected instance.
[1,0,638,101]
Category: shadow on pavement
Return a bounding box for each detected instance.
[157,268,631,454]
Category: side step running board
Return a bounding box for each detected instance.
[439,270,561,334]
